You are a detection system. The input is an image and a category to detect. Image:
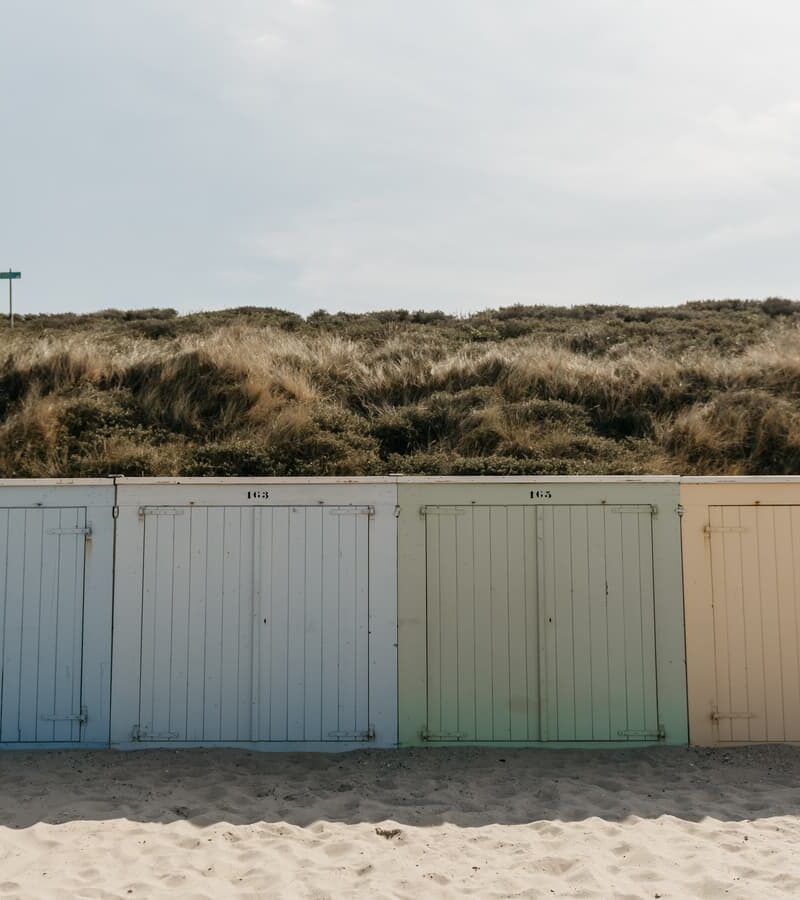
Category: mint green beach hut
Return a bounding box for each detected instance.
[397,477,688,748]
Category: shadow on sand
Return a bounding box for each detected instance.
[1,745,798,830]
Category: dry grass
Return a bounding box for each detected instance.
[0,300,799,476]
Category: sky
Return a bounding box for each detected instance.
[2,1,800,316]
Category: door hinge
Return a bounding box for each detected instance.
[327,725,375,741]
[420,506,467,517]
[609,505,657,516]
[421,728,469,741]
[711,710,756,721]
[139,507,185,517]
[617,725,665,740]
[676,504,685,517]
[131,725,180,741]
[41,705,88,724]
[112,505,120,519]
[328,506,374,518]
[47,526,92,537]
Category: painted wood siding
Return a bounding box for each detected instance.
[707,505,800,742]
[135,505,371,742]
[0,507,86,742]
[424,504,659,742]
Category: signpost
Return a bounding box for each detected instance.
[0,270,21,328]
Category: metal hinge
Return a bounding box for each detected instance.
[609,505,656,516]
[47,526,92,537]
[131,725,180,741]
[421,728,469,741]
[711,710,756,721]
[676,504,685,517]
[420,506,467,517]
[112,505,120,519]
[617,725,665,740]
[327,725,375,741]
[139,507,185,517]
[41,705,87,724]
[328,507,374,518]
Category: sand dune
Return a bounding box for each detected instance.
[0,745,799,898]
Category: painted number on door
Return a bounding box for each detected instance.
[530,490,552,499]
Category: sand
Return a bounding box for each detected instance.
[0,745,799,898]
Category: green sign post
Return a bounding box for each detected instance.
[0,270,21,328]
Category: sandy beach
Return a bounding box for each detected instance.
[0,745,799,898]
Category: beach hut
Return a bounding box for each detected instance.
[0,479,115,746]
[681,477,800,746]
[110,478,398,748]
[397,477,688,747]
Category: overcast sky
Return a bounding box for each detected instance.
[2,1,799,316]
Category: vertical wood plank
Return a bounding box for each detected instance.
[724,507,751,741]
[138,513,159,737]
[709,506,734,742]
[774,506,800,741]
[1,510,26,741]
[637,510,659,736]
[620,511,646,737]
[185,507,208,741]
[523,507,539,741]
[604,507,628,740]
[203,507,225,741]
[219,507,242,740]
[0,511,8,738]
[785,508,800,742]
[489,506,510,740]
[586,506,609,740]
[354,511,370,735]
[425,512,442,737]
[69,509,86,743]
[569,506,593,740]
[507,506,528,741]
[151,515,176,737]
[738,506,767,741]
[437,512,459,739]
[456,509,477,740]
[268,507,290,740]
[18,510,45,741]
[35,510,61,741]
[169,510,192,740]
[251,508,265,740]
[540,507,557,741]
[320,510,340,740]
[237,508,255,741]
[337,512,358,737]
[755,506,784,741]
[552,507,576,740]
[473,507,493,741]
[287,508,307,740]
[256,508,275,741]
[303,508,324,741]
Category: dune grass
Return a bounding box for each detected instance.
[1,300,799,477]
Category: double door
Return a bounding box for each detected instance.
[134,505,372,743]
[424,504,660,742]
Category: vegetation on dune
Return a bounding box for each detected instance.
[1,300,800,477]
